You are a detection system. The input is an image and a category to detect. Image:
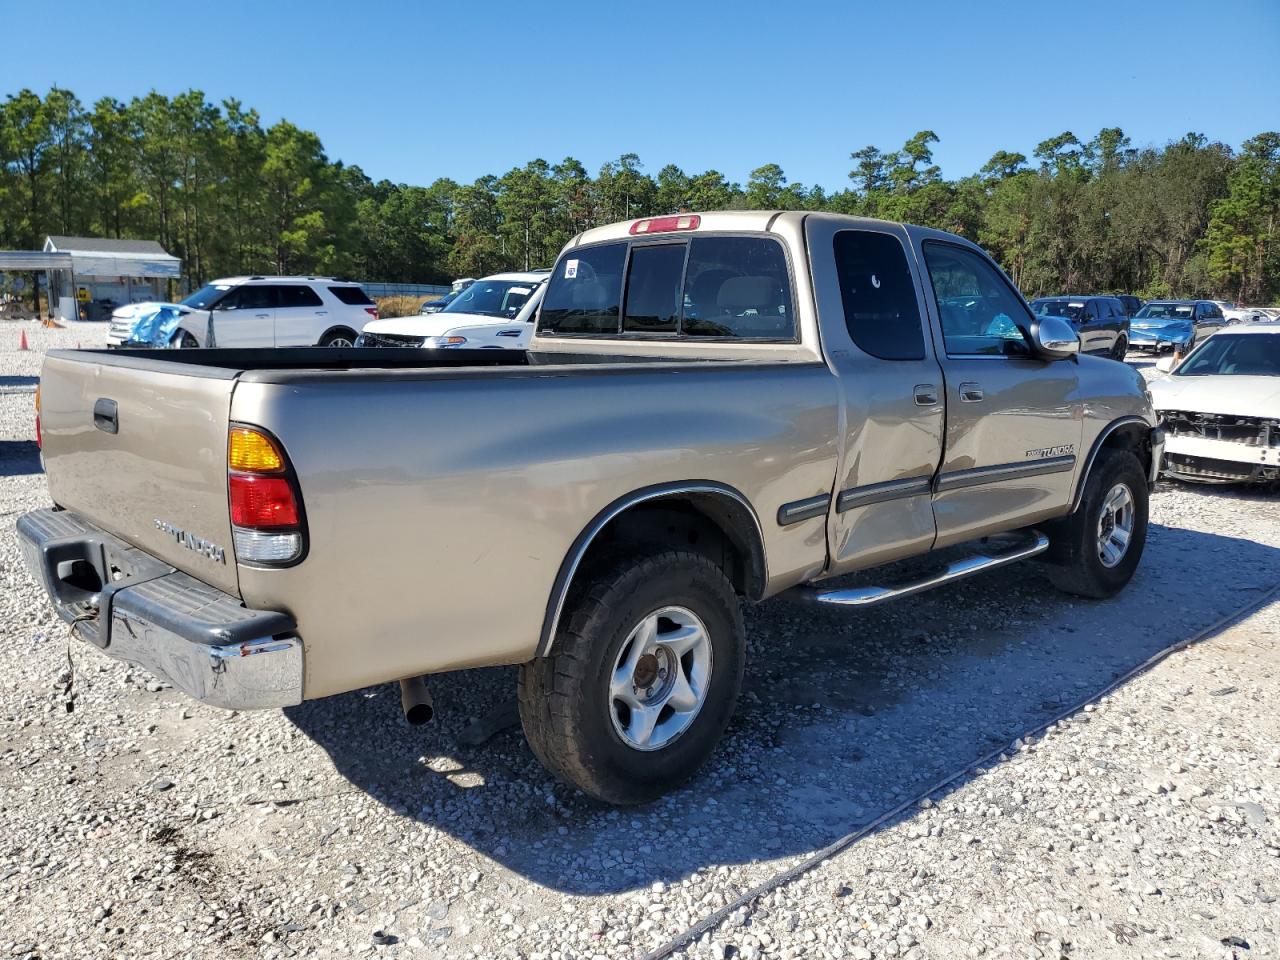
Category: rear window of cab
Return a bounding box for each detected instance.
[538,234,795,341]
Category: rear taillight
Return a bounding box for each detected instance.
[630,214,701,235]
[365,306,379,321]
[228,425,305,564]
[34,384,41,449]
[230,475,299,527]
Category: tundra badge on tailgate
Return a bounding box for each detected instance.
[154,519,227,564]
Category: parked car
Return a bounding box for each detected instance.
[1115,294,1144,317]
[361,272,548,349]
[109,277,377,349]
[1215,302,1269,325]
[1148,321,1280,484]
[20,211,1160,804]
[1028,296,1130,359]
[419,278,476,314]
[418,290,457,314]
[1128,300,1227,353]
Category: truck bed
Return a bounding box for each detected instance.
[68,346,732,378]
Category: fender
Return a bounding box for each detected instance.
[1069,415,1152,512]
[537,481,768,658]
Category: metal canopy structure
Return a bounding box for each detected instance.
[0,237,182,321]
[43,236,181,279]
[0,250,74,272]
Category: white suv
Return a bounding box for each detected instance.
[107,277,377,348]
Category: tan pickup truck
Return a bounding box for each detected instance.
[19,211,1163,804]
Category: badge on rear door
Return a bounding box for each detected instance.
[154,519,227,564]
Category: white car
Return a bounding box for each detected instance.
[1148,321,1280,484]
[357,271,548,349]
[108,277,377,348]
[1214,300,1269,325]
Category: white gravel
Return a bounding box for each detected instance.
[0,329,1276,960]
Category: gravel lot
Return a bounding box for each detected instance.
[1,325,1276,960]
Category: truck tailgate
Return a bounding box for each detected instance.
[39,352,240,597]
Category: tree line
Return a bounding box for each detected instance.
[2,87,1277,303]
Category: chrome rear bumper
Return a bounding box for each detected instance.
[17,508,302,710]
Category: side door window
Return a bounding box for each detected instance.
[237,285,277,312]
[833,229,926,360]
[920,242,1032,357]
[279,285,323,309]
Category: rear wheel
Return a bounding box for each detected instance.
[1043,449,1148,598]
[319,328,357,347]
[1109,336,1128,361]
[518,549,745,805]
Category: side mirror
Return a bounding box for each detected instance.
[1030,315,1079,360]
[1155,355,1177,373]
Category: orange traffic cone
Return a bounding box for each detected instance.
[18,329,28,351]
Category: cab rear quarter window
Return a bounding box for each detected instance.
[539,233,796,342]
[328,285,375,306]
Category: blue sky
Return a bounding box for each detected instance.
[8,0,1278,190]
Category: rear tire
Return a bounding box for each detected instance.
[319,328,357,347]
[1110,336,1128,361]
[1043,449,1148,599]
[518,549,745,805]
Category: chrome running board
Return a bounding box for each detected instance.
[801,531,1050,608]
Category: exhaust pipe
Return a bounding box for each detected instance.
[399,675,434,725]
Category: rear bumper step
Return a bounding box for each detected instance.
[797,530,1050,608]
[17,508,302,710]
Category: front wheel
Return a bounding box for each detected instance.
[168,329,199,349]
[518,549,745,805]
[1043,449,1149,598]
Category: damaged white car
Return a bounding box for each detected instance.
[1149,322,1280,484]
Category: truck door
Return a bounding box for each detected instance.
[211,284,277,347]
[913,236,1082,548]
[805,218,945,573]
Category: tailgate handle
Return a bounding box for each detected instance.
[93,398,119,434]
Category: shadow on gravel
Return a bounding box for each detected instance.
[0,440,42,477]
[287,520,1280,895]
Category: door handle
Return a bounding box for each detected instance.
[93,398,118,434]
[959,382,984,402]
[913,383,938,406]
[315,310,328,316]
[255,313,270,319]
